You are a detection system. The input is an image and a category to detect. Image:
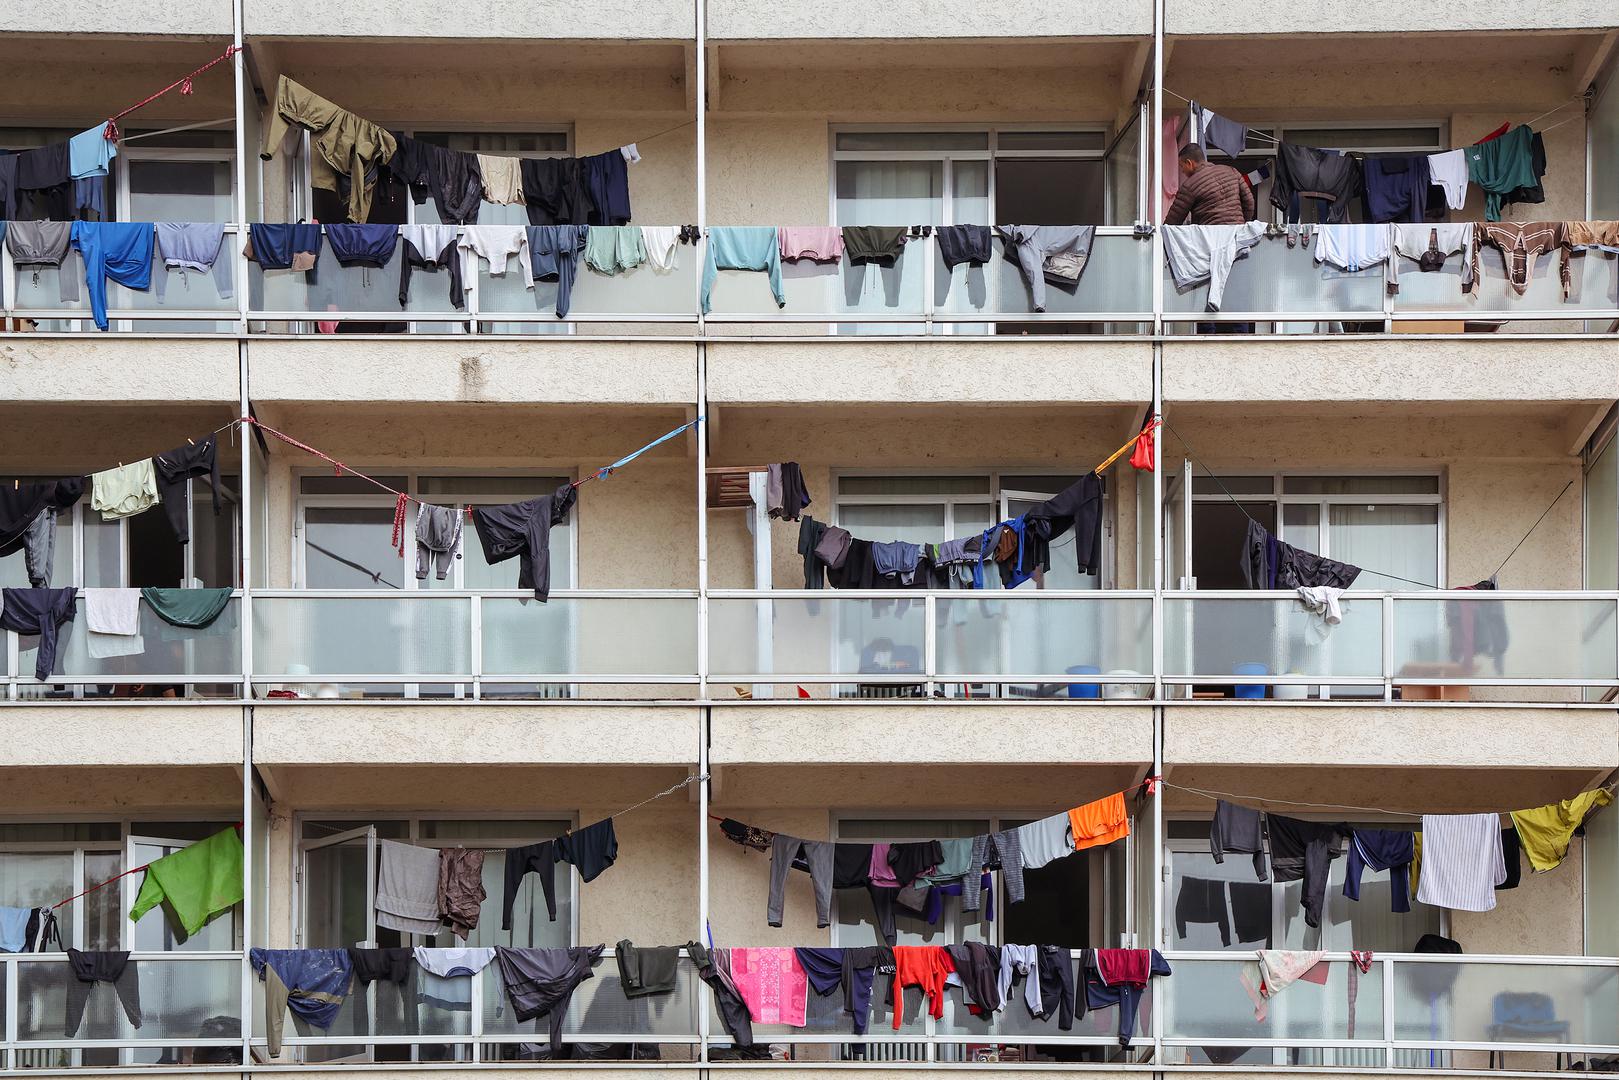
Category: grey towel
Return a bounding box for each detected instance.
[376,840,442,935]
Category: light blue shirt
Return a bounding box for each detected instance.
[700,226,784,314]
[0,906,32,953]
[69,126,117,180]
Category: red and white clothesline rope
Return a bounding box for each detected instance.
[102,46,240,143]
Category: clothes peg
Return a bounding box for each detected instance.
[187,437,196,446]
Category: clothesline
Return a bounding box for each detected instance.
[48,822,241,912]
[1153,776,1616,820]
[103,46,240,142]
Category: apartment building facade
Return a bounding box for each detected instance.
[1,0,1619,1072]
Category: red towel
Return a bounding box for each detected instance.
[1095,948,1151,988]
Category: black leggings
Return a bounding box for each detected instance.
[502,841,559,929]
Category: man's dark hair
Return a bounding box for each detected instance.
[1178,144,1207,164]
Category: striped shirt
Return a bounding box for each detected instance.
[1473,222,1569,299]
[1164,163,1255,226]
[1415,813,1506,912]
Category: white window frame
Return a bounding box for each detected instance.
[1186,471,1446,589]
[291,470,577,591]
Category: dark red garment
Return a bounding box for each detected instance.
[1474,122,1511,144]
[1095,948,1151,988]
[1129,426,1155,472]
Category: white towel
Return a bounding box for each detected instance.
[83,588,141,635]
[376,840,443,935]
[641,226,680,272]
[1416,814,1506,912]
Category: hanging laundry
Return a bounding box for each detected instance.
[75,177,106,222]
[493,945,603,1053]
[1242,520,1361,590]
[584,224,646,275]
[1296,585,1347,641]
[1343,828,1414,912]
[690,941,755,1046]
[475,154,524,206]
[526,225,588,318]
[1389,223,1475,293]
[249,948,352,1056]
[0,907,33,953]
[246,223,323,280]
[399,224,465,310]
[557,817,617,882]
[1426,148,1469,211]
[1271,143,1362,224]
[1083,948,1170,1045]
[1466,125,1539,222]
[65,950,141,1036]
[385,136,482,226]
[1240,949,1325,1021]
[942,942,1001,1014]
[83,588,143,661]
[414,946,496,1010]
[261,76,396,224]
[719,818,774,853]
[887,841,943,887]
[90,460,158,521]
[842,225,908,267]
[814,522,852,572]
[641,225,681,271]
[470,482,577,602]
[129,826,243,937]
[872,540,922,585]
[1415,813,1506,911]
[1346,950,1374,1038]
[1503,131,1548,209]
[1036,945,1077,1028]
[1,587,77,681]
[70,222,154,331]
[1069,792,1131,852]
[1157,112,1192,222]
[1473,221,1571,299]
[617,940,680,997]
[348,946,414,986]
[778,226,844,263]
[768,835,834,928]
[766,462,811,521]
[964,830,1023,911]
[1193,102,1249,160]
[1026,472,1105,577]
[731,946,809,1026]
[1129,424,1156,472]
[1017,812,1075,870]
[0,479,81,588]
[1510,789,1613,872]
[68,126,117,180]
[1499,828,1523,889]
[998,225,1097,312]
[326,223,399,290]
[1176,876,1232,945]
[701,227,784,314]
[140,587,233,629]
[1267,815,1346,928]
[1446,578,1510,675]
[892,945,954,1028]
[6,221,79,303]
[458,224,533,293]
[436,847,485,941]
[15,143,71,220]
[377,839,443,936]
[502,839,561,927]
[1313,223,1392,273]
[1211,800,1269,880]
[1565,220,1619,254]
[581,149,632,226]
[520,157,593,227]
[936,224,993,269]
[414,504,463,582]
[152,433,221,546]
[1162,222,1265,312]
[997,943,1042,1014]
[1363,156,1432,223]
[154,223,232,304]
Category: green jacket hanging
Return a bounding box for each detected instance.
[130,826,244,937]
[141,587,233,629]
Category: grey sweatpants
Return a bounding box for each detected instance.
[964,829,1025,912]
[23,510,55,587]
[768,834,834,928]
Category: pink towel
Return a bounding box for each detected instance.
[730,947,807,1027]
[779,226,844,262]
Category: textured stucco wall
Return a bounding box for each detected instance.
[1166,4,1617,37]
[0,404,243,474]
[0,706,243,767]
[707,0,1151,39]
[13,5,231,34]
[706,340,1152,405]
[253,704,699,764]
[1165,705,1618,769]
[248,339,698,405]
[0,339,238,405]
[244,1,692,40]
[710,703,1153,764]
[1165,339,1619,404]
[0,765,241,815]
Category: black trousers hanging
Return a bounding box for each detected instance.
[65,950,141,1036]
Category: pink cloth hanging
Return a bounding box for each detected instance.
[1157,112,1191,223]
[729,947,808,1026]
[779,226,845,262]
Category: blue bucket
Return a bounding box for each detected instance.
[1233,662,1268,699]
[1067,665,1102,699]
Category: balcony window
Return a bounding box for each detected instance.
[1167,822,1441,952]
[295,473,574,591]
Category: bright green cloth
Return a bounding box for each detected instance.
[583,226,646,275]
[130,826,244,936]
[1511,789,1612,872]
[141,587,232,629]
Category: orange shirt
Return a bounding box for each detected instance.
[1069,792,1130,852]
[891,945,955,1028]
